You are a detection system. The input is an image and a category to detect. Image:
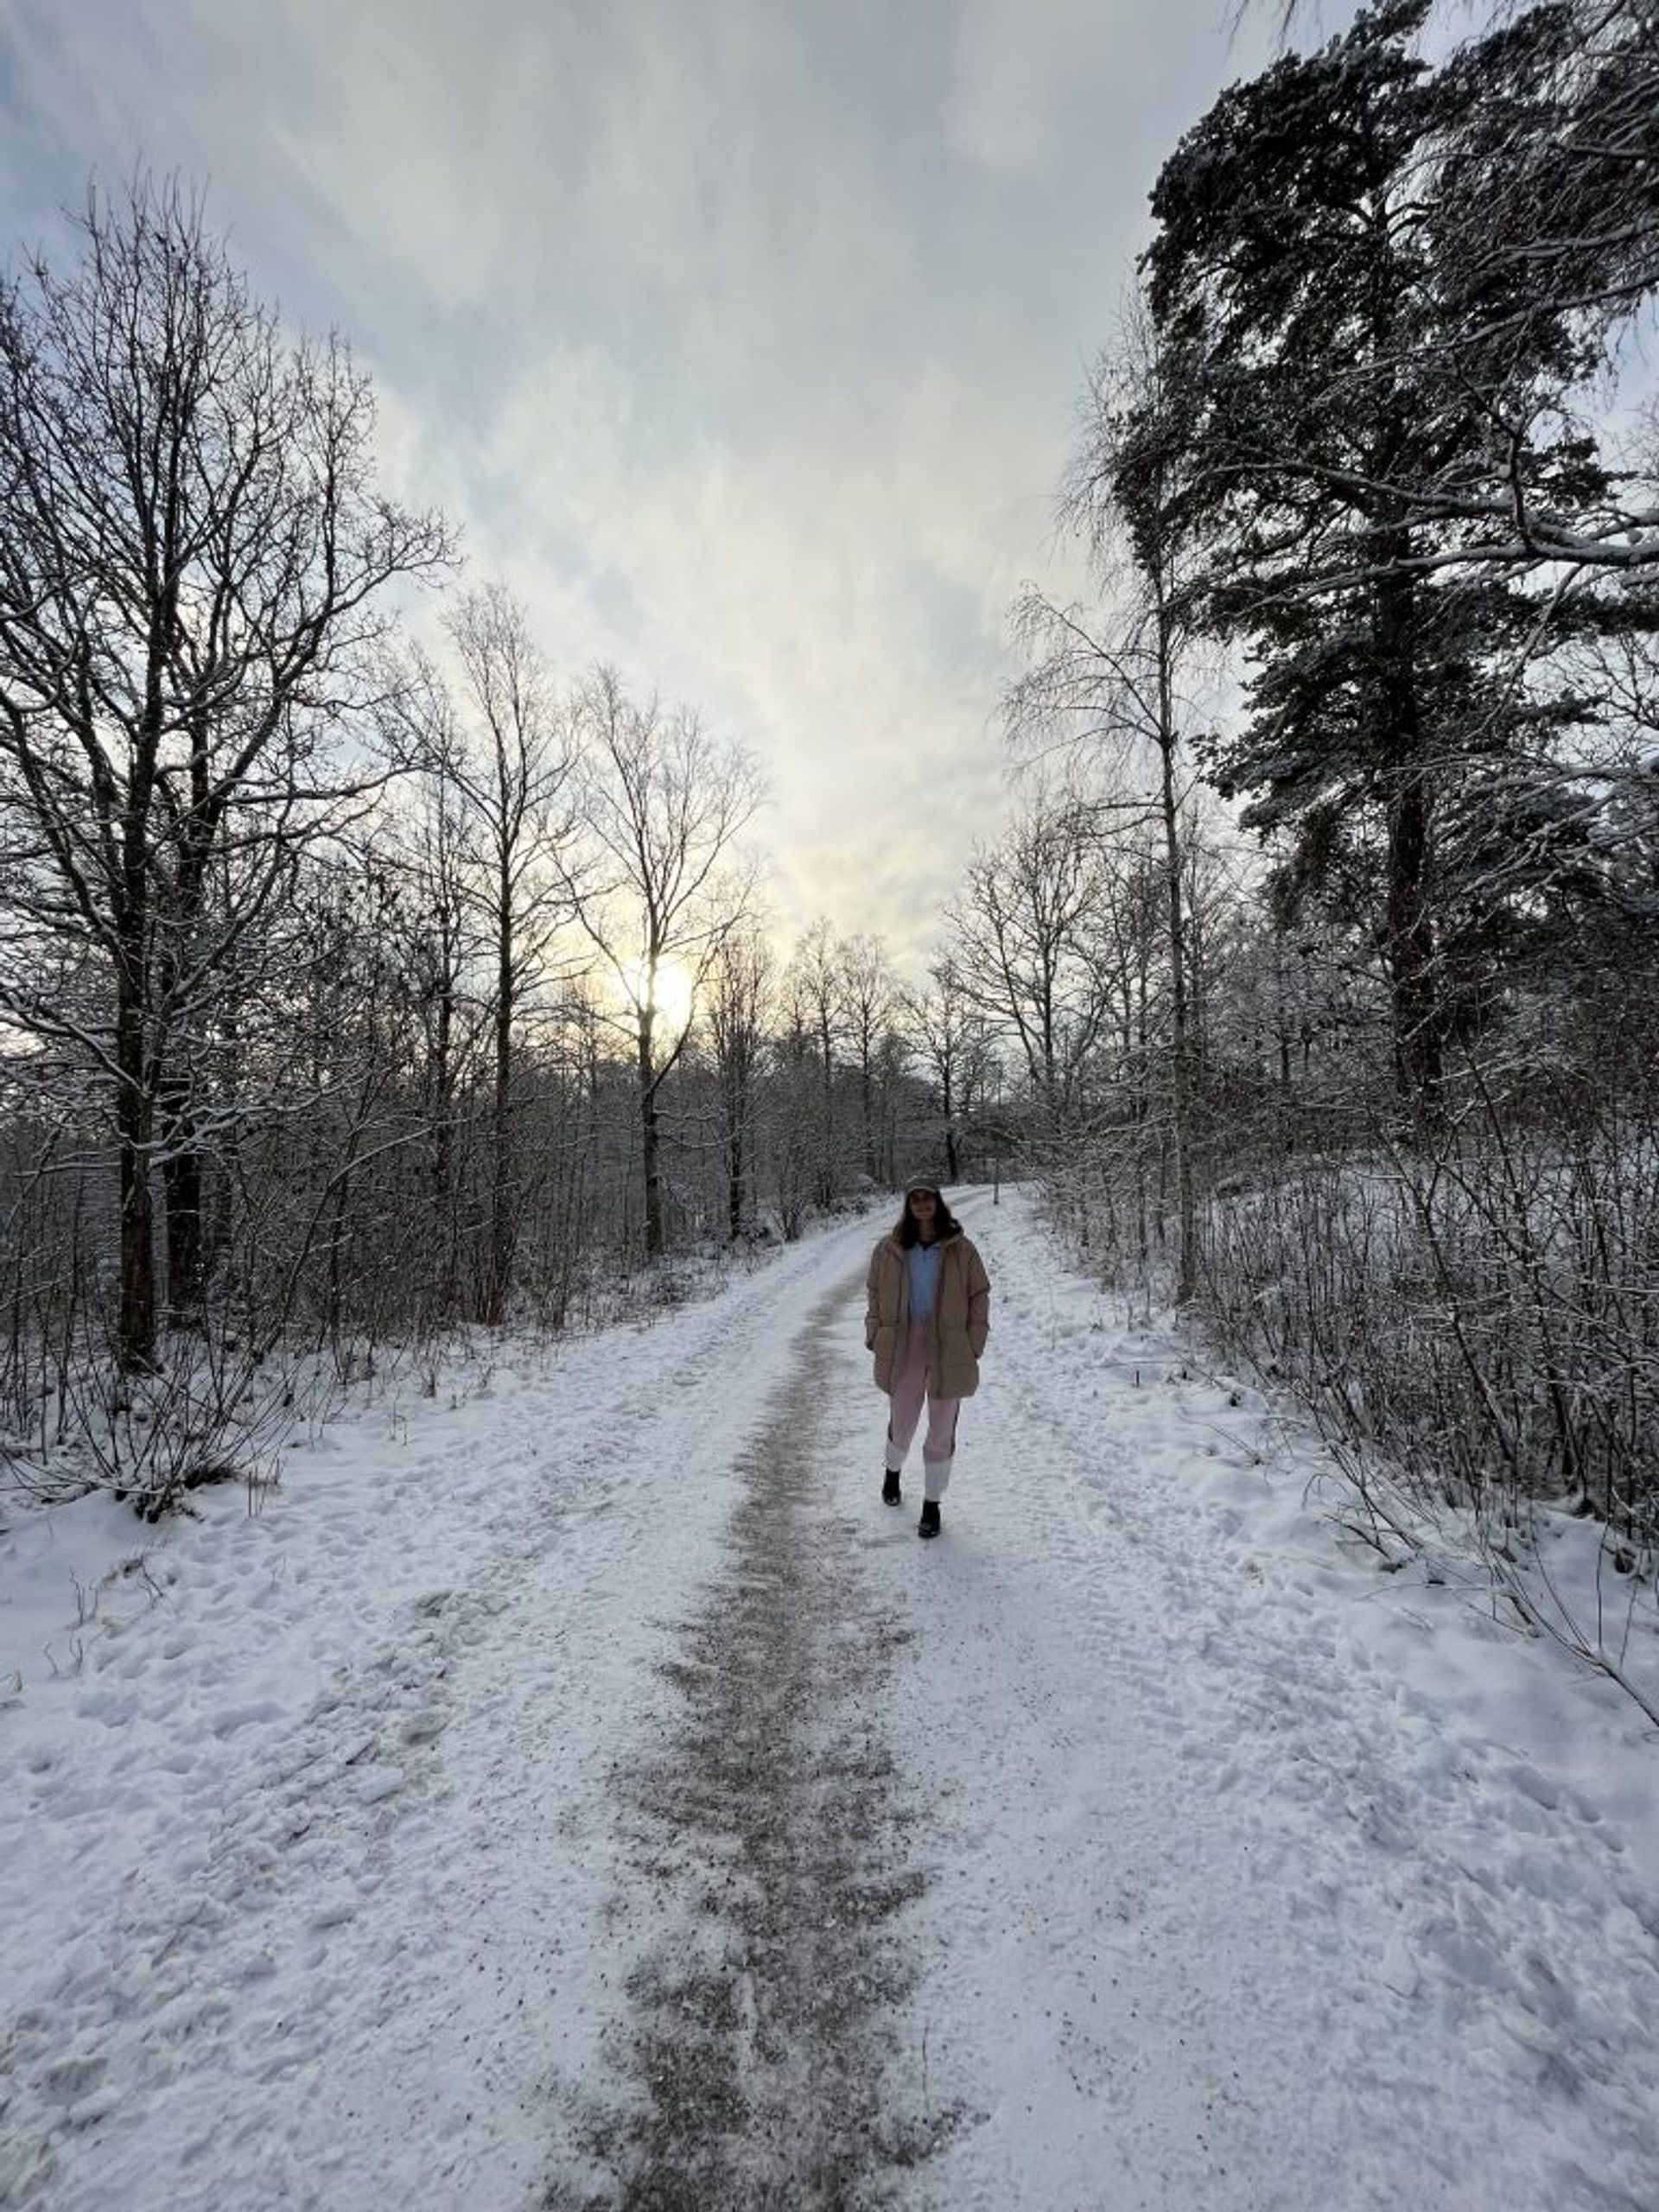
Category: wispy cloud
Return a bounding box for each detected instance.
[0,0,1282,965]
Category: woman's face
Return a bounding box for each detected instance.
[908,1188,939,1232]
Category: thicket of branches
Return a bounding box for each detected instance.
[991,0,1659,1571]
[0,181,991,1513]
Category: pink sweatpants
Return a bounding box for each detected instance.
[884,1320,959,1500]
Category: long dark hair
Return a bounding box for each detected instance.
[892,1188,963,1247]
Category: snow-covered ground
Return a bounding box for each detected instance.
[2,1190,1656,2211]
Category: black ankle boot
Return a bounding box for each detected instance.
[881,1467,902,1505]
[918,1499,941,1539]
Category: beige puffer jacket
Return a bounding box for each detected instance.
[864,1230,991,1399]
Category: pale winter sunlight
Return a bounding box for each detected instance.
[619,955,696,1034]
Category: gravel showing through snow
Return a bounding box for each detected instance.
[3,1191,1656,2209]
[543,1277,932,2207]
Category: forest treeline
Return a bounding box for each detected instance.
[1018,0,1659,1576]
[2,0,1656,1576]
[0,176,992,1509]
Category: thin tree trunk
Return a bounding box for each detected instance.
[728,1110,745,1242]
[1376,569,1442,1122]
[486,856,514,1324]
[1387,768,1441,1116]
[117,1007,157,1369]
[162,1099,205,1325]
[725,1047,750,1241]
[640,1004,664,1257]
[431,983,457,1323]
[1155,611,1198,1304]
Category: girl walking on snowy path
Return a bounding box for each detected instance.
[864,1179,991,1538]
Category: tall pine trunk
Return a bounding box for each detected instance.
[1375,568,1442,1122]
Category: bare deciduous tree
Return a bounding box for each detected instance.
[442,588,576,1323]
[1006,301,1212,1297]
[900,957,993,1185]
[838,932,899,1183]
[944,791,1116,1129]
[785,918,848,1209]
[706,926,774,1240]
[563,667,764,1257]
[0,178,452,1364]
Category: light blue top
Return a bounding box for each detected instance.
[906,1239,944,1322]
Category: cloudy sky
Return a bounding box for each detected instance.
[0,0,1297,970]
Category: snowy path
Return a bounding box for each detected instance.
[854,1203,1659,2210]
[3,1193,1657,2210]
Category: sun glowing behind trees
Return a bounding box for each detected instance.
[618,957,697,1037]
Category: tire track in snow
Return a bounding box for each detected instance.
[544,1276,958,2211]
